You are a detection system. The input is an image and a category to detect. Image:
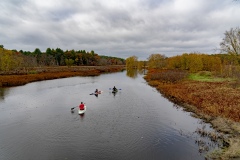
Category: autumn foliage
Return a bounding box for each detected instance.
[145,69,240,122]
[0,46,126,74]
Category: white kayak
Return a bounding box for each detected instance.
[78,105,86,114]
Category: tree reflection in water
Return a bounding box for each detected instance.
[0,88,6,101]
[126,68,138,78]
[126,68,147,78]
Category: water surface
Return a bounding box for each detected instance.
[0,71,219,160]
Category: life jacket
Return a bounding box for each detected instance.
[79,104,84,110]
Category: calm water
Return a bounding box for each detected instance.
[0,70,219,160]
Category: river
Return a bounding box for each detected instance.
[0,70,220,160]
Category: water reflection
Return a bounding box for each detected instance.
[126,68,147,78]
[112,91,117,97]
[79,113,85,121]
[0,88,4,100]
[138,68,147,75]
[126,68,138,78]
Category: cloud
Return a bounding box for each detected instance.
[0,0,240,59]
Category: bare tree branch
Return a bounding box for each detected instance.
[220,27,240,55]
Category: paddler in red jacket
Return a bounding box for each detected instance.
[79,102,85,110]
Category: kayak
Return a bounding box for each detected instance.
[90,91,103,95]
[78,105,86,114]
[112,89,118,93]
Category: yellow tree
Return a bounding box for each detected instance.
[166,55,182,69]
[188,53,203,72]
[137,61,147,69]
[180,53,190,70]
[0,49,13,71]
[0,49,23,72]
[202,55,221,72]
[0,47,3,70]
[65,59,74,67]
[126,56,138,69]
[148,54,166,69]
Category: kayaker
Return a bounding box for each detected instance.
[95,89,99,94]
[79,102,85,110]
[113,86,117,91]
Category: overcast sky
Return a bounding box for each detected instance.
[0,0,239,60]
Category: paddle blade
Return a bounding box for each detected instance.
[71,106,77,110]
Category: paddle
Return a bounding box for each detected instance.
[109,88,121,90]
[71,106,77,110]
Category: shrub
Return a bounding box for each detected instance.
[149,69,188,83]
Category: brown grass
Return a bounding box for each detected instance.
[0,65,125,87]
[145,69,240,122]
[144,69,240,159]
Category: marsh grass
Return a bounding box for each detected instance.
[28,70,38,74]
[148,69,188,83]
[144,69,240,159]
[0,65,125,87]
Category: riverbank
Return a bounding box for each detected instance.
[0,65,125,87]
[144,69,240,159]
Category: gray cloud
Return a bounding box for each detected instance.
[0,0,239,60]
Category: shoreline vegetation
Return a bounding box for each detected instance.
[0,65,125,87]
[0,46,126,87]
[144,69,240,159]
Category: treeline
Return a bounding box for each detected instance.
[0,45,125,72]
[126,27,240,78]
[167,53,240,77]
[126,53,240,78]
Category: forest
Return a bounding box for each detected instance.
[127,53,240,79]
[0,45,125,74]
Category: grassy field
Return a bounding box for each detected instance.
[0,65,125,87]
[188,71,234,82]
[144,69,240,159]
